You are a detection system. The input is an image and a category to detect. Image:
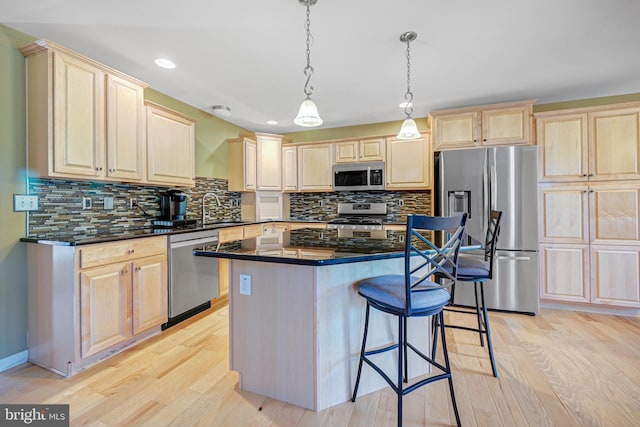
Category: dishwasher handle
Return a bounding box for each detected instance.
[170,237,219,248]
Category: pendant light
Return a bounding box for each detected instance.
[294,0,323,127]
[396,31,421,140]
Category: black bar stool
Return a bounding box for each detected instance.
[351,213,467,427]
[433,210,502,378]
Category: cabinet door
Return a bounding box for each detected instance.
[359,138,386,161]
[335,141,358,163]
[297,144,333,191]
[537,113,588,182]
[244,141,257,191]
[386,136,431,189]
[591,245,640,307]
[538,184,589,244]
[146,104,195,186]
[106,74,144,181]
[481,105,531,146]
[132,255,168,334]
[589,183,640,245]
[282,145,298,191]
[256,135,282,190]
[53,51,105,177]
[539,244,590,303]
[588,107,640,181]
[80,262,132,358]
[433,112,479,150]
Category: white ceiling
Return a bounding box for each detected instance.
[2,0,639,133]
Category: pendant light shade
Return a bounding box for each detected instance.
[397,117,421,140]
[294,0,323,127]
[396,31,420,140]
[294,96,323,127]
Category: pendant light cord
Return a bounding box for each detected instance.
[403,37,414,118]
[303,3,314,97]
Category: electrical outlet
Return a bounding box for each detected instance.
[82,197,92,210]
[13,194,39,212]
[129,198,137,209]
[103,196,114,210]
[239,274,252,295]
[398,199,404,207]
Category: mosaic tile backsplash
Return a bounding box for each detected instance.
[27,177,241,237]
[289,190,431,223]
[26,177,431,238]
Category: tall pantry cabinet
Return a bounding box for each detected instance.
[536,102,640,308]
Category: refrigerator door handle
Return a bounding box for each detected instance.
[497,255,532,261]
[482,148,490,238]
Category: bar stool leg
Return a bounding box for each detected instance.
[351,303,371,401]
[397,316,405,427]
[439,311,461,427]
[480,284,498,378]
[474,283,485,346]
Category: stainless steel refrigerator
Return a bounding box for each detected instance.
[435,146,539,314]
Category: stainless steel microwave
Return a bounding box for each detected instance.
[333,162,385,191]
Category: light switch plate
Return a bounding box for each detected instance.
[82,197,92,210]
[103,196,114,210]
[239,274,252,295]
[13,194,39,211]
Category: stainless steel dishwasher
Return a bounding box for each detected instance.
[164,229,219,329]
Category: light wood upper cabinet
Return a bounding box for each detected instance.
[536,103,640,182]
[256,134,282,191]
[229,133,285,192]
[588,107,640,181]
[334,138,385,163]
[106,74,145,180]
[431,100,534,151]
[228,137,257,191]
[536,113,588,182]
[21,39,147,183]
[386,135,431,190]
[145,102,196,187]
[282,145,298,191]
[297,143,334,192]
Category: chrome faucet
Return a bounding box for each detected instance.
[202,192,222,224]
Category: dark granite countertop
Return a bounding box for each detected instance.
[195,228,482,266]
[19,219,329,246]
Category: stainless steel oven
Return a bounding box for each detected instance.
[164,229,219,329]
[333,162,385,191]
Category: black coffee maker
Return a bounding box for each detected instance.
[160,190,187,220]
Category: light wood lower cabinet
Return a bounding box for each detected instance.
[538,181,640,308]
[26,236,168,376]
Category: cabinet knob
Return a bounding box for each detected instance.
[588,174,594,177]
[582,174,587,177]
[483,138,487,142]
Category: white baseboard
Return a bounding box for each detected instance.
[0,350,28,373]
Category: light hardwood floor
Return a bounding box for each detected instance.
[1,302,639,427]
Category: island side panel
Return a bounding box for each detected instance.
[315,258,433,411]
[229,259,316,410]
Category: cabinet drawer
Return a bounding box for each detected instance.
[78,236,167,269]
[244,223,264,239]
[218,226,245,243]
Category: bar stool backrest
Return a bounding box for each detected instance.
[484,210,503,280]
[404,213,467,316]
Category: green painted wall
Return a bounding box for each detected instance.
[285,117,429,143]
[144,89,248,179]
[0,25,33,361]
[533,93,640,113]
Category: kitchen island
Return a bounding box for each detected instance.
[195,227,477,411]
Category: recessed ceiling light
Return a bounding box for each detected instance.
[398,101,412,108]
[266,120,278,125]
[155,58,176,69]
[211,105,232,118]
